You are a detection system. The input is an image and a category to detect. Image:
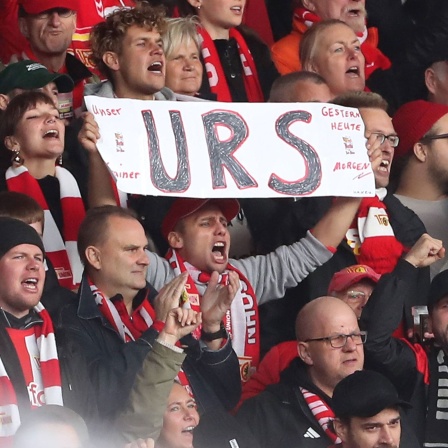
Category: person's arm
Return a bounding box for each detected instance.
[116,308,200,443]
[78,111,117,208]
[362,234,444,399]
[232,135,383,303]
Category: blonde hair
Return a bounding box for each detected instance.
[162,16,201,59]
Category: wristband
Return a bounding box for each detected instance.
[201,321,227,341]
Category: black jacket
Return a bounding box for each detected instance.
[198,25,279,102]
[56,274,241,420]
[242,193,429,355]
[237,356,420,448]
[237,359,332,448]
[362,258,445,445]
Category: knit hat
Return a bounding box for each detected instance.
[162,198,240,240]
[0,60,74,95]
[328,264,380,293]
[0,217,45,258]
[19,0,79,14]
[332,370,411,419]
[392,100,448,158]
[428,270,448,311]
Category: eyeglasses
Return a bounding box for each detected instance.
[420,133,448,143]
[346,290,370,301]
[34,8,75,19]
[304,331,367,348]
[371,132,400,148]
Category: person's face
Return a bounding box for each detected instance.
[158,383,199,448]
[424,114,448,195]
[19,9,77,57]
[170,205,231,274]
[299,303,364,396]
[336,280,375,319]
[429,296,448,349]
[307,0,367,34]
[165,40,203,96]
[111,25,165,99]
[335,408,401,448]
[196,0,246,39]
[292,79,333,102]
[308,24,365,97]
[87,216,150,301]
[9,82,59,108]
[0,244,45,319]
[359,107,396,188]
[6,101,65,163]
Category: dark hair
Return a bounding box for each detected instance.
[0,191,44,227]
[77,206,138,266]
[0,91,56,141]
[331,91,389,111]
[90,3,166,79]
[269,71,328,102]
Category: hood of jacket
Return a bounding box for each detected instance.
[83,80,177,101]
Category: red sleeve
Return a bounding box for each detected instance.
[235,340,298,410]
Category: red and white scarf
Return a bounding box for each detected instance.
[293,7,391,78]
[90,281,155,343]
[345,188,404,275]
[198,26,264,102]
[5,165,85,290]
[166,249,260,381]
[91,281,192,389]
[0,303,63,442]
[301,387,341,444]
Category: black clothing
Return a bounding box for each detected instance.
[241,194,429,355]
[56,274,241,420]
[237,357,420,448]
[198,26,279,102]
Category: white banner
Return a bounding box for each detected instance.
[85,96,375,198]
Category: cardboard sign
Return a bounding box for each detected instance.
[85,96,375,198]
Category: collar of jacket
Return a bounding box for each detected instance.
[76,272,151,322]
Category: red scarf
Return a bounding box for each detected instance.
[0,303,63,444]
[90,280,192,391]
[198,27,264,102]
[166,249,260,382]
[90,280,155,342]
[293,7,391,78]
[345,189,404,275]
[6,165,85,290]
[301,387,341,444]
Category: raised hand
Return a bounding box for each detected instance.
[154,272,189,322]
[404,233,445,268]
[201,271,240,333]
[78,111,101,153]
[158,307,202,346]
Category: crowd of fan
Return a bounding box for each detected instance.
[1,0,448,447]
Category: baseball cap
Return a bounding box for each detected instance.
[0,217,45,258]
[19,0,79,15]
[332,370,411,419]
[0,60,74,95]
[161,198,240,240]
[392,100,448,159]
[428,270,448,311]
[328,264,380,294]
